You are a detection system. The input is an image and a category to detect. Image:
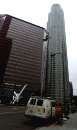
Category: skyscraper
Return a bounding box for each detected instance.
[47,4,69,104]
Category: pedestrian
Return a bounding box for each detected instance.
[55,101,63,124]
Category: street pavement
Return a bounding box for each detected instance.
[0,105,34,130]
[35,113,77,130]
[0,105,52,130]
[0,105,77,130]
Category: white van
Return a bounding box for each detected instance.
[24,96,56,119]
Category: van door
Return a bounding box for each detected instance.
[43,99,51,118]
[27,98,36,115]
[35,99,44,115]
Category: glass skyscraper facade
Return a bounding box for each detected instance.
[47,4,69,104]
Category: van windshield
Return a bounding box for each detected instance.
[37,99,43,106]
[30,98,36,105]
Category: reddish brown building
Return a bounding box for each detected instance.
[0,15,48,94]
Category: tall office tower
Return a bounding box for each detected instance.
[47,4,69,104]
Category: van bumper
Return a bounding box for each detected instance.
[24,113,50,119]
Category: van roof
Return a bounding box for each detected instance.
[30,96,56,101]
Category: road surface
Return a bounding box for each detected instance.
[0,105,77,130]
[0,105,52,130]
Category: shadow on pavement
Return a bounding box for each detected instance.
[23,118,58,128]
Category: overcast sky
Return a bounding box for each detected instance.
[0,0,77,95]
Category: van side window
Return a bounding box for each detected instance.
[37,99,43,106]
[30,99,36,105]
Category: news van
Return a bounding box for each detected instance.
[24,96,56,119]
